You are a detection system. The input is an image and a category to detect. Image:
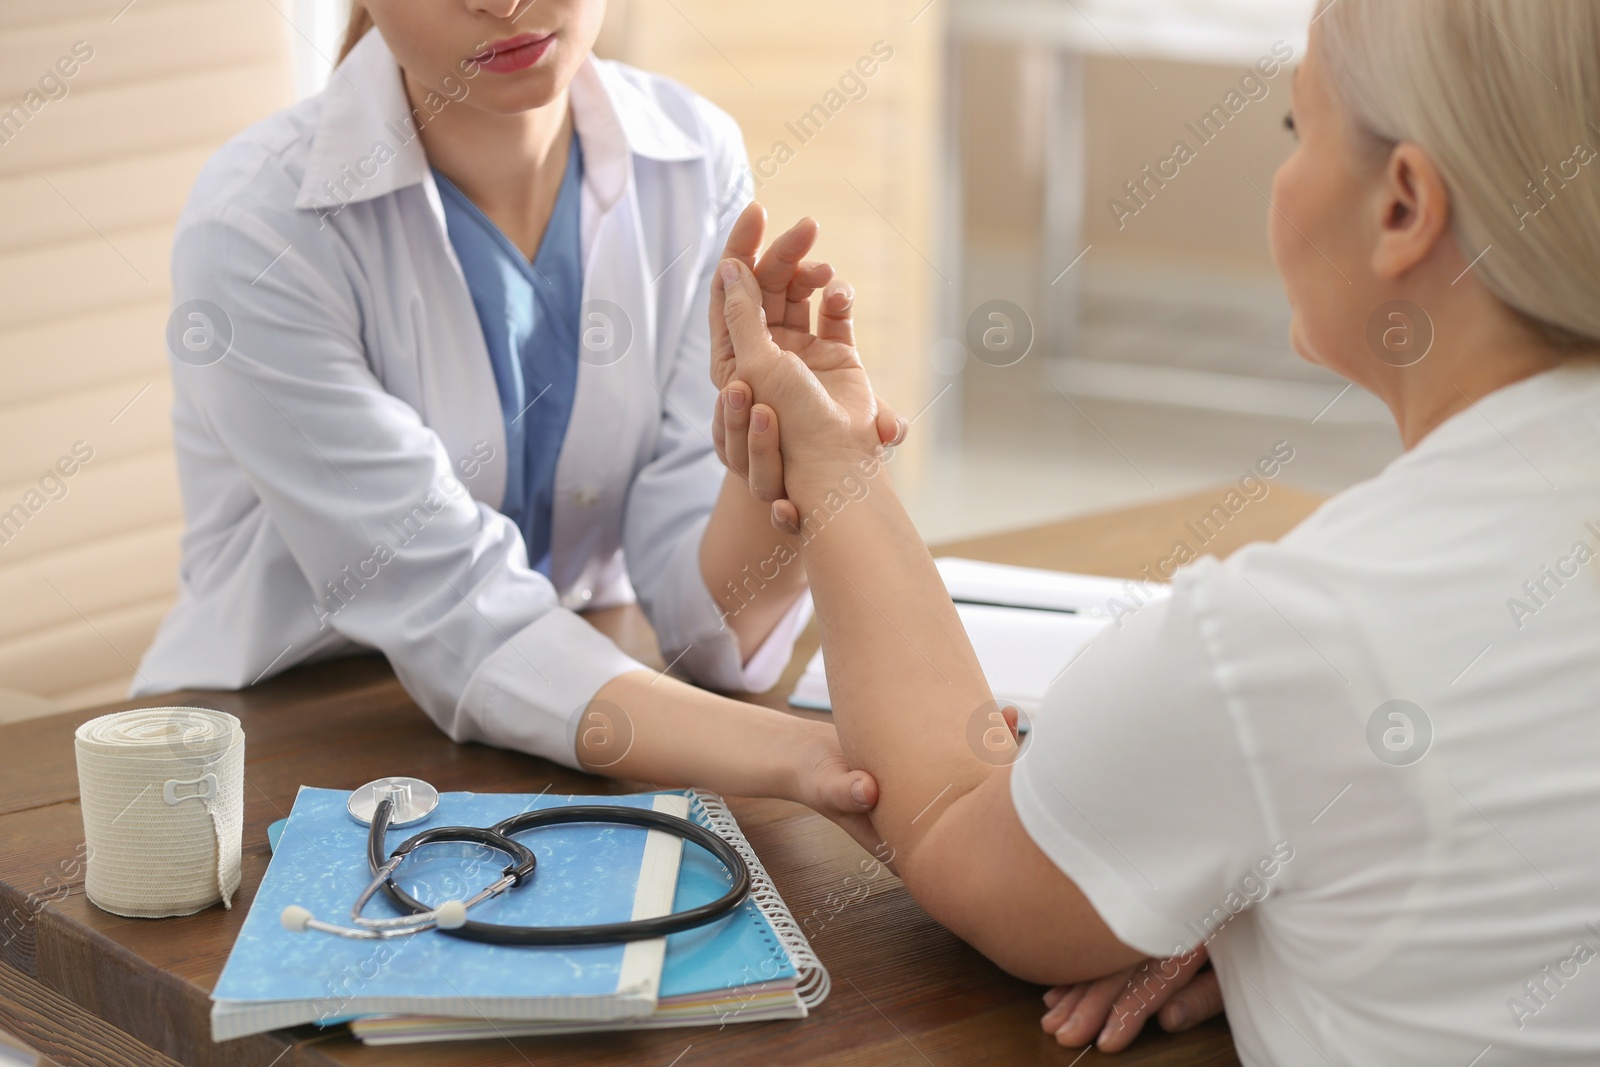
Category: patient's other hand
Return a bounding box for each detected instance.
[1040,946,1222,1052]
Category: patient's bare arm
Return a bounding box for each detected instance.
[713,255,1145,985]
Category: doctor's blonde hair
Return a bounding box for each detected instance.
[338,1,374,64]
[1315,0,1600,349]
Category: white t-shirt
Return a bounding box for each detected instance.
[1013,363,1600,1066]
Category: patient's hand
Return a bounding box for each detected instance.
[709,205,837,395]
[709,205,905,506]
[1039,946,1223,1052]
[714,254,906,523]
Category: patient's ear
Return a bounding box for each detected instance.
[1371,142,1452,282]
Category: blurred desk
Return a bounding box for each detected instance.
[0,485,1323,1067]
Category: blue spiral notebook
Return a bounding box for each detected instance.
[231,788,830,1043]
[210,787,689,1040]
[346,791,828,1043]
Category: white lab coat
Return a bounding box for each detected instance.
[134,30,809,767]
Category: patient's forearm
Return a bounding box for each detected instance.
[785,459,1139,981]
[788,456,998,852]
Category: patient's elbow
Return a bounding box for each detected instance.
[893,820,1122,988]
[901,874,1094,985]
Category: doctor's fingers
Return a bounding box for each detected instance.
[873,397,908,450]
[746,404,786,504]
[772,497,802,534]
[783,262,835,332]
[753,217,820,324]
[717,384,753,476]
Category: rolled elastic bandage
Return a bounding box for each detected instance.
[74,706,245,918]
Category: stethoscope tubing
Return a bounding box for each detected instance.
[366,800,751,945]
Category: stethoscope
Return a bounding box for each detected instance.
[280,777,750,944]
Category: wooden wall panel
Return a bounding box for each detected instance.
[0,0,292,714]
[0,305,168,407]
[602,0,946,466]
[0,146,211,251]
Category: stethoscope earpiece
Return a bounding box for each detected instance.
[434,899,468,930]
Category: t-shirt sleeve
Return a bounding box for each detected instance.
[1010,558,1281,959]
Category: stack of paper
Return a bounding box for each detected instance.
[788,558,1168,714]
[214,787,824,1045]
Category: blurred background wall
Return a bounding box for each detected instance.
[599,0,944,469]
[0,0,294,718]
[0,0,1401,723]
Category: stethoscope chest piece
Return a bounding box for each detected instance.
[347,776,439,827]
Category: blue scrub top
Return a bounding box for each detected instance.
[433,134,584,576]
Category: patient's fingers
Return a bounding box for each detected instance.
[1040,983,1091,1031]
[1046,970,1131,1048]
[817,281,856,345]
[710,204,768,386]
[783,261,834,333]
[721,261,785,377]
[1158,970,1223,1033]
[787,263,835,302]
[754,217,820,325]
[1097,948,1211,1053]
[747,404,785,503]
[722,201,766,268]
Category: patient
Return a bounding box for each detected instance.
[712,0,1600,1061]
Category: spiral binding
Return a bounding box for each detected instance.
[687,789,831,1010]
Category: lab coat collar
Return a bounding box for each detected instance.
[295,28,705,213]
[571,59,704,209]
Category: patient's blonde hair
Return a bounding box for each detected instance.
[1316,0,1600,349]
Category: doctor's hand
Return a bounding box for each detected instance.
[1039,946,1223,1052]
[710,205,905,501]
[791,721,888,865]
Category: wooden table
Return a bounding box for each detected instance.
[0,486,1324,1067]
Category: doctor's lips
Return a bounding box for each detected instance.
[471,32,556,74]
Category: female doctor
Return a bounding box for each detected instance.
[134,0,900,833]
